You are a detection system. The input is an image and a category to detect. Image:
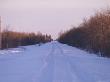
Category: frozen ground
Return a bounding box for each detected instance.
[0,41,110,82]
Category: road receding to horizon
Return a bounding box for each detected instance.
[0,41,110,82]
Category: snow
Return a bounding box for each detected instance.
[0,41,110,82]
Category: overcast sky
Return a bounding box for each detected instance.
[0,0,109,39]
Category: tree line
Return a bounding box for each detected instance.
[58,8,110,57]
[1,29,52,49]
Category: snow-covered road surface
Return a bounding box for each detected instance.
[0,41,110,82]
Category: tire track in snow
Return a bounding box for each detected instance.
[57,44,97,82]
[55,44,79,82]
[34,42,74,82]
[33,43,55,82]
[53,43,77,82]
[33,42,96,82]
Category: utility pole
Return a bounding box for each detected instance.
[0,16,2,49]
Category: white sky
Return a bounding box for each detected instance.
[0,0,110,39]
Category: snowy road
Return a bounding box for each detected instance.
[0,41,110,82]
